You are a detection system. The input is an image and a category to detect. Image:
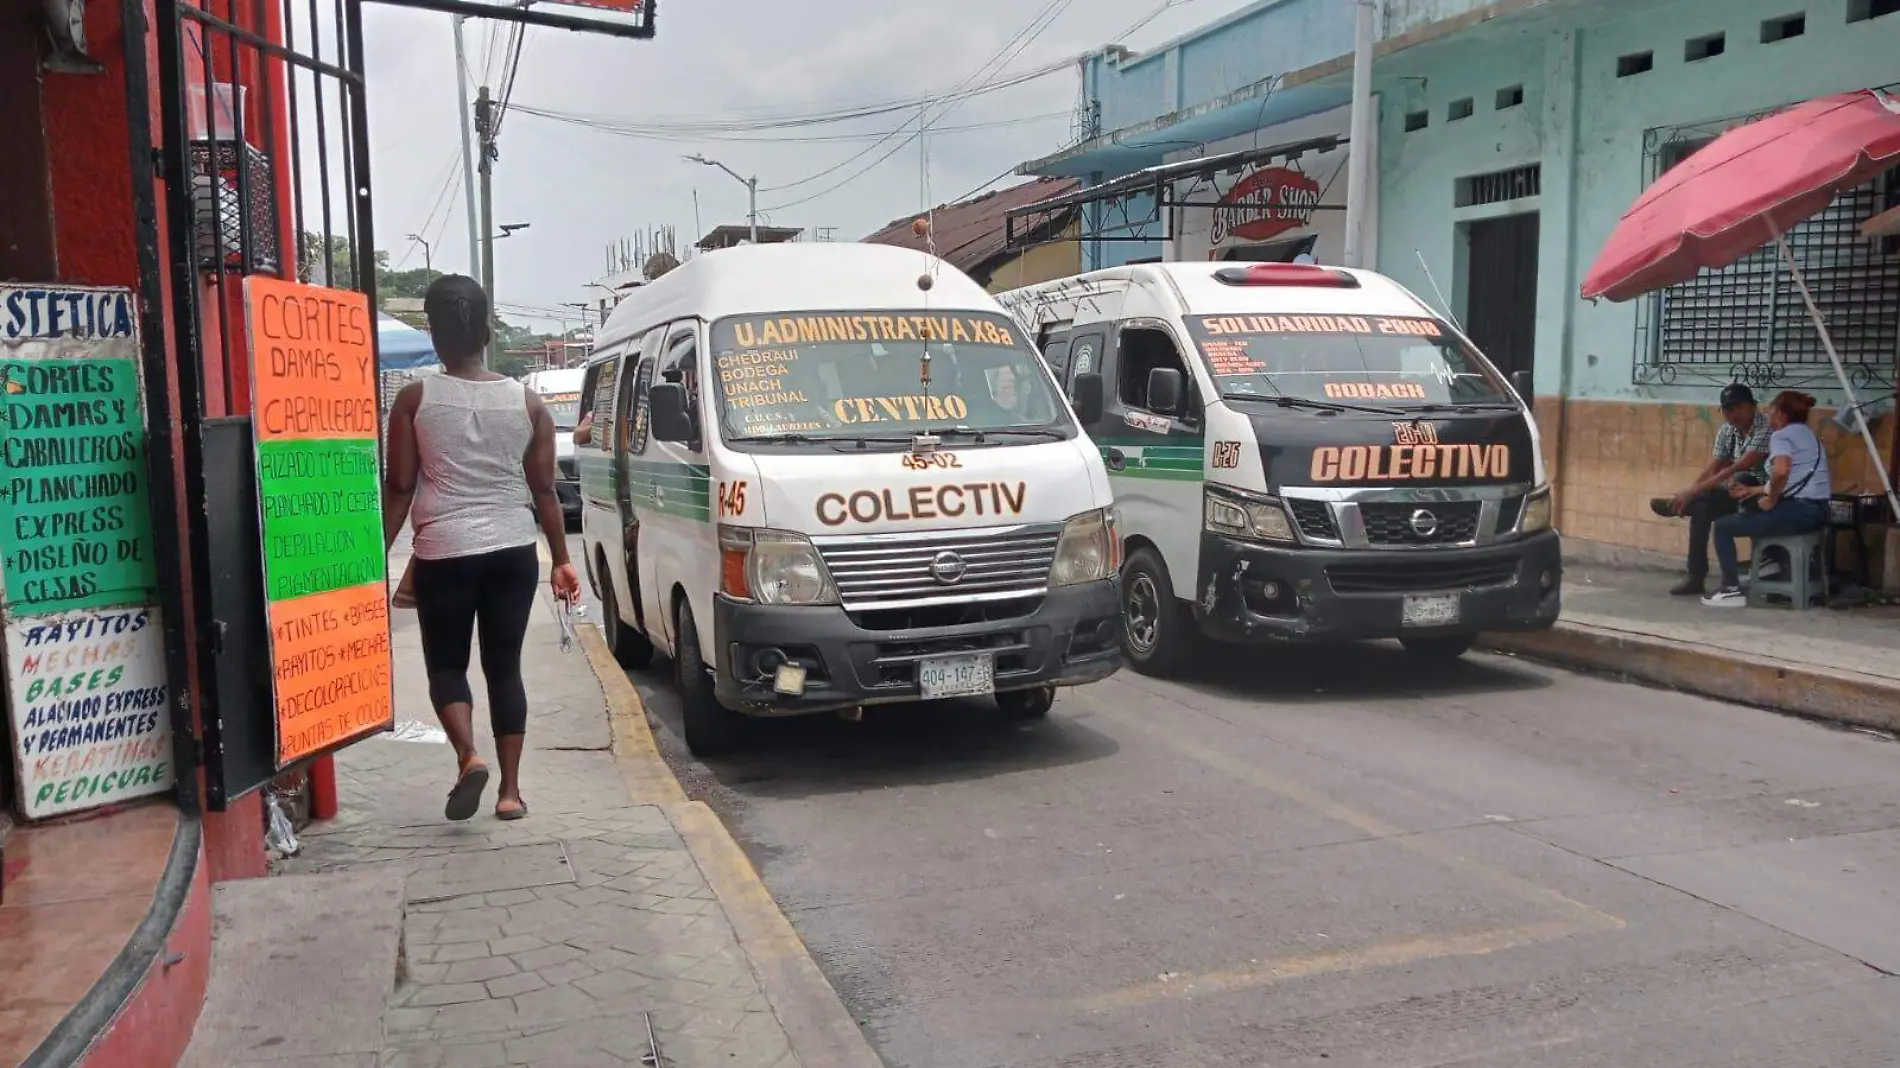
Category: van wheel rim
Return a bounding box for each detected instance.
[1127,573,1160,655]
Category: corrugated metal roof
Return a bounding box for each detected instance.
[861,177,1080,279]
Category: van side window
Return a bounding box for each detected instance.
[614,350,642,453]
[1041,334,1073,385]
[588,358,621,450]
[662,326,700,448]
[626,356,655,455]
[1117,326,1199,424]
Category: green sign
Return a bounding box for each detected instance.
[256,437,386,601]
[0,288,156,616]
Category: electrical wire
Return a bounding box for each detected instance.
[761,0,1079,210]
[391,154,462,270]
[510,59,1072,138]
[518,108,1069,145]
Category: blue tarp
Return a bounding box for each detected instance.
[378,313,439,371]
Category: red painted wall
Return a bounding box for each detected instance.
[75,834,212,1068]
[39,0,140,288]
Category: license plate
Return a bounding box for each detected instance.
[1401,593,1462,628]
[918,653,995,700]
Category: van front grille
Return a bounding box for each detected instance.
[814,524,1061,610]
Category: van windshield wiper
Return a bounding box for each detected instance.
[940,426,1068,442]
[1222,393,1405,416]
[1412,401,1520,414]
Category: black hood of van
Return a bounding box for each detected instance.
[1241,406,1536,492]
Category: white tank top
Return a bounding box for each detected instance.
[409,375,538,561]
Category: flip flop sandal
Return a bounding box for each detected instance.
[444,764,490,822]
[496,800,529,821]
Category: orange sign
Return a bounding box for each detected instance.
[244,276,393,766]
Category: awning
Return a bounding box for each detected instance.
[1864,203,1900,240]
[1004,135,1343,251]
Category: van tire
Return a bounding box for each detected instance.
[996,685,1056,721]
[1399,634,1475,660]
[601,579,654,669]
[1122,548,1192,678]
[675,600,745,757]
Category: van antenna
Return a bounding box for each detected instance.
[1414,249,1464,331]
[911,214,940,455]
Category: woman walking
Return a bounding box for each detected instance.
[384,276,581,820]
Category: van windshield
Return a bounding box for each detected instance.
[1185,314,1514,409]
[540,391,583,429]
[708,310,1070,441]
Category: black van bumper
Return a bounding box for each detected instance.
[712,579,1124,716]
[1192,530,1562,643]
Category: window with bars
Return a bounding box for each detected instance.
[1636,126,1900,392]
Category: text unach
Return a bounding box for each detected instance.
[1311,444,1512,482]
[817,482,1027,526]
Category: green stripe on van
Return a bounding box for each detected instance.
[577,453,713,523]
[1097,440,1205,482]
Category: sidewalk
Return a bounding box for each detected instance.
[180,555,882,1068]
[1485,564,1900,733]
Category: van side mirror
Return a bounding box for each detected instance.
[1070,373,1104,425]
[649,383,694,443]
[1147,367,1183,416]
[1510,369,1533,400]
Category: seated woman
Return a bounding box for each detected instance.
[1703,390,1831,608]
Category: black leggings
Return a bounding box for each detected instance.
[413,544,539,736]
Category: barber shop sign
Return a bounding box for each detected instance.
[1209,165,1322,245]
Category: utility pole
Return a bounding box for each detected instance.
[475,85,498,366]
[452,16,481,283]
[406,232,432,273]
[686,155,759,243]
[1343,0,1376,268]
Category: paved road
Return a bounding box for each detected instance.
[600,575,1900,1066]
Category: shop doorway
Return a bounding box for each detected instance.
[1463,213,1540,381]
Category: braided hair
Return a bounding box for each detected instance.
[423,274,490,367]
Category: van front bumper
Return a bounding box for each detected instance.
[712,579,1124,716]
[1192,530,1562,643]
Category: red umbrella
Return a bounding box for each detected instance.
[1581,88,1900,302]
[1581,87,1900,518]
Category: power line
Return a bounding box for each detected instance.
[762,0,1079,211]
[510,58,1072,137]
[519,108,1069,145]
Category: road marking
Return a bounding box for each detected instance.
[1101,706,1624,932]
[1085,919,1582,1012]
[1075,702,1625,1010]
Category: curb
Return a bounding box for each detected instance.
[1483,622,1900,734]
[579,625,886,1068]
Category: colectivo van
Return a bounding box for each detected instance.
[997,261,1561,675]
[522,366,586,526]
[576,243,1123,755]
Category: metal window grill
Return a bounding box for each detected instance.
[1634,116,1900,392]
[1455,164,1541,208]
[188,139,279,273]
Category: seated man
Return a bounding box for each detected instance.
[1649,384,1770,596]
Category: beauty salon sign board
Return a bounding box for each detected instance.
[243,276,394,768]
[1,285,175,818]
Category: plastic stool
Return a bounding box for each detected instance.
[1746,531,1827,609]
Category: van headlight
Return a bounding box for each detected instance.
[1520,487,1553,534]
[718,526,839,606]
[1203,487,1295,543]
[1050,508,1119,587]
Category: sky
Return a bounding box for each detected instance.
[315,0,1255,332]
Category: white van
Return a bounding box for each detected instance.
[998,261,1561,675]
[522,366,586,526]
[577,243,1123,755]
